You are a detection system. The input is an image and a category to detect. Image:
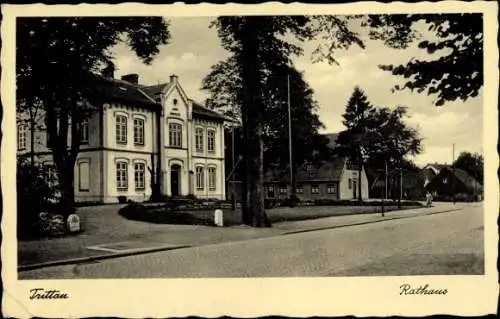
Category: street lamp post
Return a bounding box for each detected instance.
[382,160,388,217]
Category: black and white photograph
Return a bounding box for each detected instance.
[2,2,498,317]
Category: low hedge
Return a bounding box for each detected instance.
[118,202,216,226]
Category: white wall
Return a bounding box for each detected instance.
[339,165,369,200]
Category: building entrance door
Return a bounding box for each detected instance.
[170,164,181,197]
[352,180,357,199]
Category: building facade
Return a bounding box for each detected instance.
[264,157,370,201]
[17,72,227,203]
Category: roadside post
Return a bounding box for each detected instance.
[214,209,224,227]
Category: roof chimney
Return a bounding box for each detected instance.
[169,74,178,83]
[121,73,139,85]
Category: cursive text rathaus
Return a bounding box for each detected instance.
[400,284,448,295]
[30,288,69,300]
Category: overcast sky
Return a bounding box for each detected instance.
[111,16,483,167]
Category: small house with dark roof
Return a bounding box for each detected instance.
[263,133,369,201]
[425,166,483,201]
[17,70,228,203]
[422,163,450,187]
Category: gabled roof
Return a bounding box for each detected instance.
[90,74,160,110]
[447,167,482,189]
[190,99,227,122]
[140,82,174,98]
[141,81,226,122]
[265,157,347,183]
[423,163,449,174]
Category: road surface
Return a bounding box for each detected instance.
[19,205,483,279]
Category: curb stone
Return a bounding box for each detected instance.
[18,244,191,272]
[280,208,461,235]
[18,206,463,272]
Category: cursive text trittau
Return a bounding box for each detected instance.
[30,288,69,300]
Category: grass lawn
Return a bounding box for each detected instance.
[122,204,423,227]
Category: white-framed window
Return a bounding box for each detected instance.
[134,118,145,145]
[279,186,287,194]
[208,166,216,191]
[116,115,128,144]
[207,129,216,152]
[18,125,26,150]
[80,118,89,144]
[196,166,204,190]
[327,184,337,194]
[169,123,182,147]
[78,161,90,191]
[296,185,303,194]
[311,184,320,194]
[195,127,204,152]
[134,162,145,190]
[116,161,128,190]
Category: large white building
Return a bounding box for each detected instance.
[17,71,228,203]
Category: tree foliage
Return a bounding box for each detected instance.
[16,17,170,208]
[364,13,483,106]
[453,151,484,184]
[336,87,377,202]
[313,14,483,106]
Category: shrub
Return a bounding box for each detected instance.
[118,196,128,204]
[118,202,214,225]
[264,199,279,209]
[17,158,57,239]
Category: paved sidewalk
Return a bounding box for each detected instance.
[17,202,470,270]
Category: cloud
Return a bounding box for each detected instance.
[181,52,195,61]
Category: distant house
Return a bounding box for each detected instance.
[370,168,426,200]
[263,133,369,201]
[264,156,369,201]
[425,167,483,201]
[422,163,449,187]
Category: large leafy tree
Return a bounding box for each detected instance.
[453,151,484,184]
[336,87,377,202]
[16,17,170,211]
[314,14,483,107]
[209,16,313,226]
[204,60,330,205]
[366,106,423,205]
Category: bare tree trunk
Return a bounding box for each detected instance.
[240,17,270,227]
[241,118,251,225]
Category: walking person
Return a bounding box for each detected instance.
[425,191,433,207]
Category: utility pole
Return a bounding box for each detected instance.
[287,73,294,206]
[231,121,236,211]
[400,167,403,202]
